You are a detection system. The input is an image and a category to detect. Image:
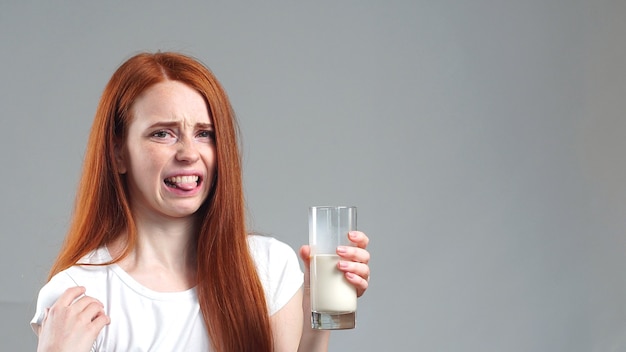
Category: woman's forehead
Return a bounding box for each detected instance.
[130,81,212,127]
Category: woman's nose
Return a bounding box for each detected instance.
[175,138,200,163]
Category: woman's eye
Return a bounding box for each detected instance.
[197,130,215,140]
[151,130,170,138]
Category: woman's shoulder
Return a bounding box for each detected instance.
[31,247,114,332]
[246,233,304,278]
[38,247,113,298]
[246,233,298,259]
[246,233,303,315]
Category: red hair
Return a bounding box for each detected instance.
[49,52,272,352]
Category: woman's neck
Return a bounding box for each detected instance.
[110,213,199,292]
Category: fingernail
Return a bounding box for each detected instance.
[337,246,347,254]
[338,261,349,270]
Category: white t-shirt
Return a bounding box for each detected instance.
[31,235,304,352]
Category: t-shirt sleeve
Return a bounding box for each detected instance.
[248,235,304,315]
[30,271,80,334]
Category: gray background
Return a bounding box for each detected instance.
[2,1,626,351]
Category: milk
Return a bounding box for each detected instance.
[311,254,357,313]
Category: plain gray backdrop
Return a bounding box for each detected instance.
[2,1,626,351]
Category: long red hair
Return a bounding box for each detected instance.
[48,52,273,352]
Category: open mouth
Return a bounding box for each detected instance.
[164,175,201,190]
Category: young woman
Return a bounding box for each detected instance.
[31,52,370,352]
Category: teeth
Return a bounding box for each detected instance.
[165,175,199,184]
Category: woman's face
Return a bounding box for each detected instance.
[118,80,216,220]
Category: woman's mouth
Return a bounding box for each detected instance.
[164,175,201,190]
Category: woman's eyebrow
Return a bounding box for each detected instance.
[146,121,214,129]
[146,121,179,129]
[196,122,214,129]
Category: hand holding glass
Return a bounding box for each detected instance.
[309,206,357,330]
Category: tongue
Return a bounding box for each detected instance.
[175,182,197,191]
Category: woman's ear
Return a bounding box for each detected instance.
[114,141,127,174]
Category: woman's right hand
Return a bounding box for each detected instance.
[36,286,110,352]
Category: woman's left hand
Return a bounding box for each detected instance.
[299,231,370,297]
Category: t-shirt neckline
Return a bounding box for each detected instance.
[98,246,198,301]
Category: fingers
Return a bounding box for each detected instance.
[55,286,87,307]
[301,231,371,297]
[338,260,370,280]
[80,300,107,323]
[89,311,111,334]
[70,294,103,312]
[342,231,371,297]
[336,245,370,265]
[299,246,311,291]
[47,287,108,326]
[47,297,105,327]
[348,231,369,249]
[299,245,311,267]
[345,270,369,297]
[301,231,368,262]
[37,286,109,352]
[76,299,110,336]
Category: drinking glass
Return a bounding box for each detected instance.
[309,205,357,329]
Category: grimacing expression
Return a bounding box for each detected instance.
[117,80,216,219]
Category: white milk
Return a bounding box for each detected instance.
[311,254,357,313]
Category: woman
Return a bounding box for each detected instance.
[31,52,370,352]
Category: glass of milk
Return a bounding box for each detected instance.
[309,205,357,329]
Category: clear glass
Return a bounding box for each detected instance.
[309,206,357,329]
